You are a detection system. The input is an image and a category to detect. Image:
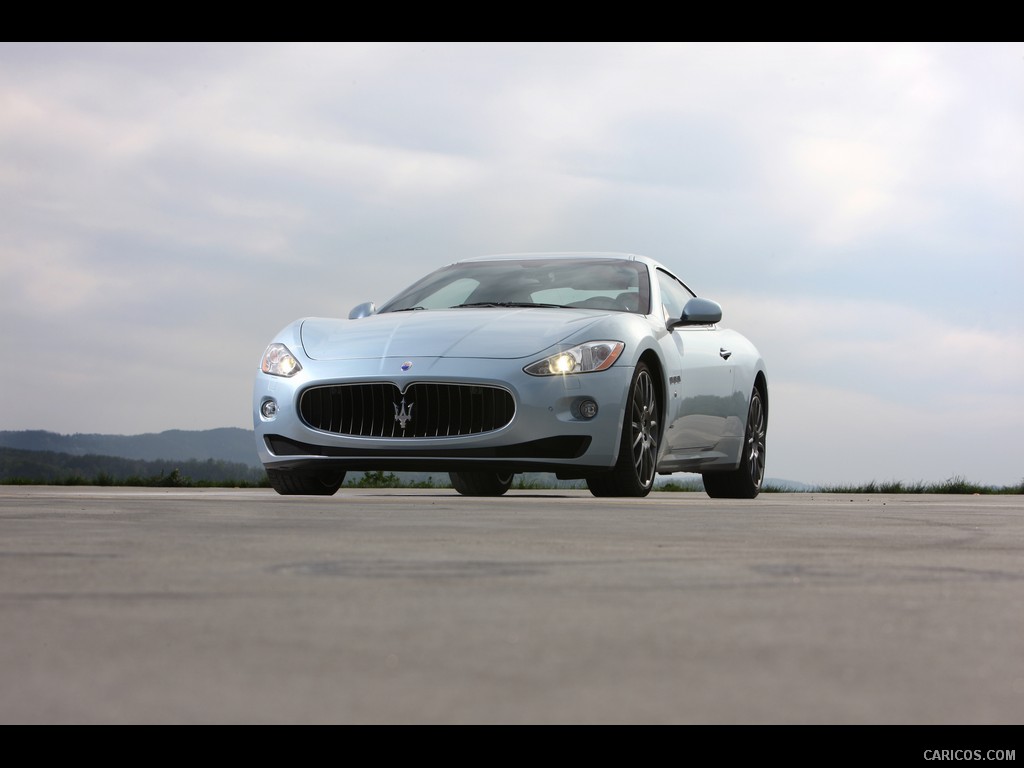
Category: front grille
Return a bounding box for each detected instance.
[299,382,515,438]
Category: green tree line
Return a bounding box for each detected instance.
[0,448,266,487]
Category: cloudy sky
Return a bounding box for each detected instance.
[1,42,1021,485]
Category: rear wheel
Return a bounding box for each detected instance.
[587,363,660,497]
[702,386,766,499]
[449,471,515,497]
[267,468,345,496]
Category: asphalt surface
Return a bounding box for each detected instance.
[1,487,1022,724]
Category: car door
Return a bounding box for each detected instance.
[656,269,735,454]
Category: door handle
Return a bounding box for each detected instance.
[719,348,732,360]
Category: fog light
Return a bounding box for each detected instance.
[579,399,598,419]
[261,399,278,419]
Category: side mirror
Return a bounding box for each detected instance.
[348,301,377,319]
[672,297,722,327]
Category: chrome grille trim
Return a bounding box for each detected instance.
[299,382,515,438]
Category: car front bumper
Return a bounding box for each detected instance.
[253,355,633,476]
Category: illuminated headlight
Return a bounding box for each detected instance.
[524,341,624,376]
[261,343,302,377]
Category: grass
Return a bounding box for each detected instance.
[811,476,1024,495]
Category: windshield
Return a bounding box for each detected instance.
[379,259,651,314]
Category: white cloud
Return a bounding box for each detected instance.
[722,293,1024,398]
[717,293,1024,484]
[766,379,1023,486]
[0,238,119,315]
[784,137,906,247]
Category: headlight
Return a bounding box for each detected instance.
[524,341,624,376]
[261,343,302,377]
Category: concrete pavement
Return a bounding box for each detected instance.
[1,487,1022,723]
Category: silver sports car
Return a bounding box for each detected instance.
[253,253,767,498]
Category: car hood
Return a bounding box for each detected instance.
[300,308,605,361]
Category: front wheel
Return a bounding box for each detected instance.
[267,467,346,496]
[702,386,766,499]
[587,363,660,497]
[449,471,515,496]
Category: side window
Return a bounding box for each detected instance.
[656,269,696,324]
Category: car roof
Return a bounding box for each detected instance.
[457,252,652,264]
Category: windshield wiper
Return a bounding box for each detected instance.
[390,306,426,312]
[453,302,570,309]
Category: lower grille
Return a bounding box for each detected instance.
[299,382,515,438]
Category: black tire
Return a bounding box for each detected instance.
[586,363,660,498]
[449,471,515,497]
[267,467,345,496]
[702,386,766,499]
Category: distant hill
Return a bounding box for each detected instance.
[0,447,264,485]
[0,428,260,467]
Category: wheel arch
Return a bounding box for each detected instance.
[637,348,666,421]
[753,370,768,424]
[634,348,667,438]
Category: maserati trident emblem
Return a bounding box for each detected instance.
[394,398,414,430]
